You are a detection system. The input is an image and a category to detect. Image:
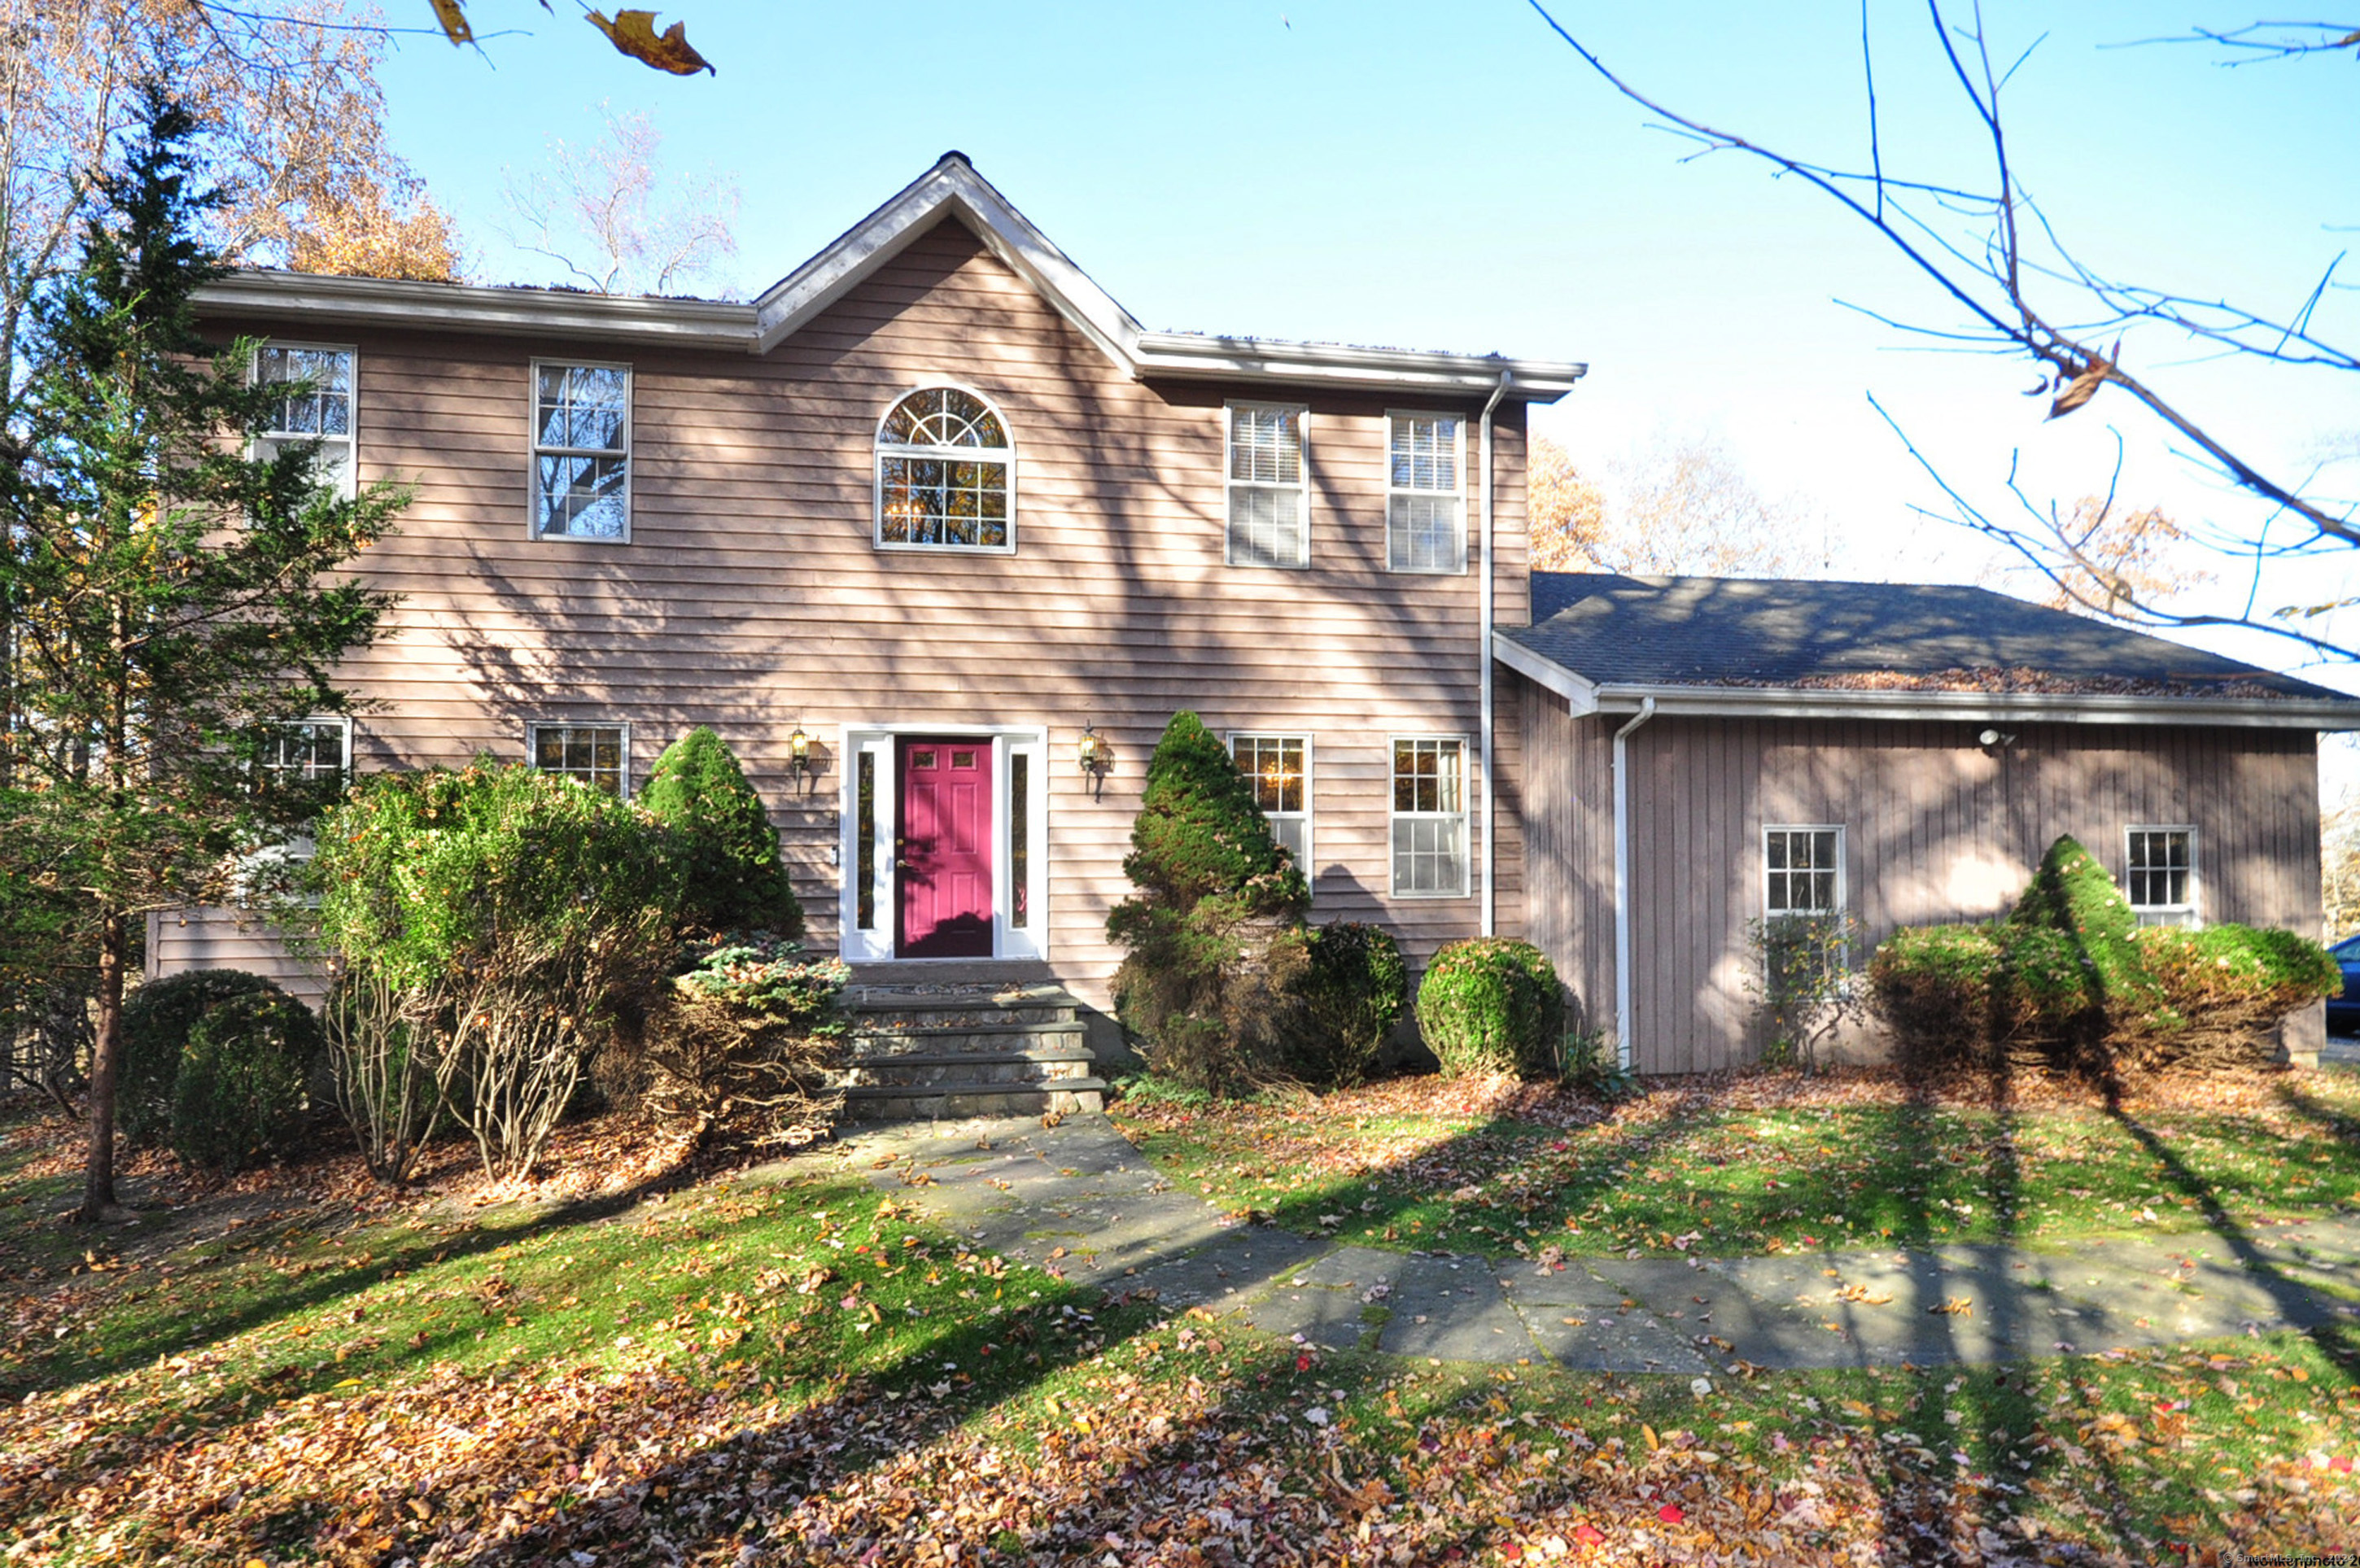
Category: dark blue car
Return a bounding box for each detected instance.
[2331,934,2360,1036]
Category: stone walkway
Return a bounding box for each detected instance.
[837,1112,2360,1374]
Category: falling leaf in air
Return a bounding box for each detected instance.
[426,0,474,45]
[586,8,716,74]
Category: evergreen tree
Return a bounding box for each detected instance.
[1106,711,1308,1091]
[640,727,803,937]
[0,89,403,1221]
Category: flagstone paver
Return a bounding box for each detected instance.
[837,1112,2360,1374]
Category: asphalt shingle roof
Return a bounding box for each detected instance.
[1507,574,2349,701]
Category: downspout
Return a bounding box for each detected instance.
[1478,370,1510,937]
[1611,697,1658,1072]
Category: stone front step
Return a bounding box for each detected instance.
[838,982,1103,1120]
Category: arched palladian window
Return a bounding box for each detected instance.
[875,386,1014,552]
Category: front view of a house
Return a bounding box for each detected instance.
[160,153,2360,1072]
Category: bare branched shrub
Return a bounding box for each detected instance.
[321,964,437,1183]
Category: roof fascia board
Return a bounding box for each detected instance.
[1589,681,2360,730]
[1137,332,1585,399]
[751,160,1143,366]
[1492,632,1599,713]
[191,272,758,351]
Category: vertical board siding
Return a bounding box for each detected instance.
[1517,710,2323,1076]
[167,218,1532,1007]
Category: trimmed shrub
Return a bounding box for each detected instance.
[600,937,850,1147]
[1415,937,1565,1079]
[1108,711,1310,1094]
[168,990,320,1173]
[305,763,683,1180]
[1869,834,2339,1075]
[641,727,804,939]
[1280,920,1409,1087]
[118,968,294,1148]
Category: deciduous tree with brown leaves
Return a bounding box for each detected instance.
[1527,430,1809,579]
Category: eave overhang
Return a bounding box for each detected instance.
[1492,632,2360,731]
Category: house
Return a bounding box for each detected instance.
[1497,573,2360,1074]
[162,154,2360,1081]
[163,152,1584,1055]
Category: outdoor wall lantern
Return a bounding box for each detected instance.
[789,726,813,775]
[1077,724,1106,776]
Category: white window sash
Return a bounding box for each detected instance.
[1227,732,1313,879]
[1389,735,1470,898]
[530,359,633,544]
[2125,825,2200,924]
[872,383,1019,555]
[1225,402,1309,570]
[1385,410,1466,574]
[1762,824,1846,918]
[527,721,633,797]
[251,343,358,501]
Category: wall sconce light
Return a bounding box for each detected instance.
[789,726,813,775]
[1077,724,1106,777]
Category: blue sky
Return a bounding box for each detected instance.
[378,1,2360,685]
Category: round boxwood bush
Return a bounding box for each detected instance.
[169,990,321,1173]
[1414,937,1565,1079]
[118,969,301,1148]
[1282,920,1409,1087]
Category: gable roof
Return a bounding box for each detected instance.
[1496,573,2360,729]
[193,154,1586,400]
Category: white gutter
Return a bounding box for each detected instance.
[1583,681,2360,730]
[1478,371,1510,937]
[1610,697,1658,1072]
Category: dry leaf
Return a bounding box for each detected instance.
[426,0,474,46]
[585,9,715,75]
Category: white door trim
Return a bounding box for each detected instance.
[837,722,1049,964]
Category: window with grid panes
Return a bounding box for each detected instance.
[532,362,630,539]
[876,387,1013,550]
[258,718,349,788]
[255,346,355,500]
[1391,737,1467,896]
[1230,734,1309,869]
[1226,403,1308,568]
[1387,413,1463,572]
[1763,827,1842,915]
[2126,828,2196,926]
[530,723,629,796]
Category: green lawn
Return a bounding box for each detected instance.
[1113,1069,2360,1260]
[7,1082,2360,1564]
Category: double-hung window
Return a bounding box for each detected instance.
[1764,826,1843,918]
[1387,413,1464,573]
[1391,736,1468,897]
[1230,733,1311,871]
[254,344,356,500]
[2126,827,2197,926]
[532,360,631,540]
[1226,402,1309,569]
[258,717,352,793]
[530,722,630,797]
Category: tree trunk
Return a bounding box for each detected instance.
[74,907,126,1223]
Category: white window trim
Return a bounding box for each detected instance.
[529,357,634,545]
[527,719,634,797]
[1224,400,1311,570]
[250,342,359,501]
[262,714,354,784]
[837,723,1050,964]
[872,382,1018,556]
[239,715,354,901]
[1762,823,1847,918]
[1226,730,1314,884]
[1383,408,1469,575]
[1388,732,1472,899]
[2125,823,2200,922]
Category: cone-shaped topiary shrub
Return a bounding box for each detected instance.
[1108,711,1309,1093]
[1415,937,1565,1079]
[641,727,804,939]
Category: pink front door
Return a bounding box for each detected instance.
[897,737,994,958]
